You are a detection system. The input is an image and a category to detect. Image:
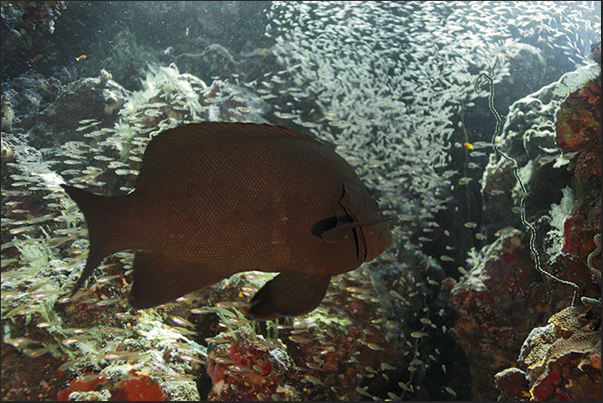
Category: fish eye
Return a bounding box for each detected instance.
[373,199,380,211]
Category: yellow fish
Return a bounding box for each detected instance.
[62,122,392,320]
[29,54,43,63]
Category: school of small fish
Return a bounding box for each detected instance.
[1,1,599,400]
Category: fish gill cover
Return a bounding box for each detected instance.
[1,1,600,401]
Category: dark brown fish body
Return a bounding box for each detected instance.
[62,122,392,319]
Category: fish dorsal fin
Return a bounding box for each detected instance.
[129,251,229,309]
[136,122,321,190]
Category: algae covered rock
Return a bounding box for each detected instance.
[453,54,601,400]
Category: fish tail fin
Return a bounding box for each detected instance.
[61,185,119,297]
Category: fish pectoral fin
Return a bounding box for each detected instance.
[320,221,358,244]
[319,216,353,244]
[129,251,228,309]
[247,271,331,320]
[320,219,392,244]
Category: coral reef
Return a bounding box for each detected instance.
[1,2,601,401]
[556,78,601,184]
[38,69,130,138]
[451,44,600,400]
[197,261,461,401]
[495,305,601,401]
[449,231,549,400]
[0,66,255,401]
[515,305,600,401]
[57,370,165,401]
[1,1,66,33]
[495,57,600,401]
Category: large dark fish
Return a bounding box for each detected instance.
[62,122,392,320]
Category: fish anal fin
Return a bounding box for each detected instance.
[129,252,227,309]
[247,271,331,320]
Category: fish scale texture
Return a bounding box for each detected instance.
[123,123,363,274]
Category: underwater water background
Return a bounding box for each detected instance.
[1,1,601,401]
